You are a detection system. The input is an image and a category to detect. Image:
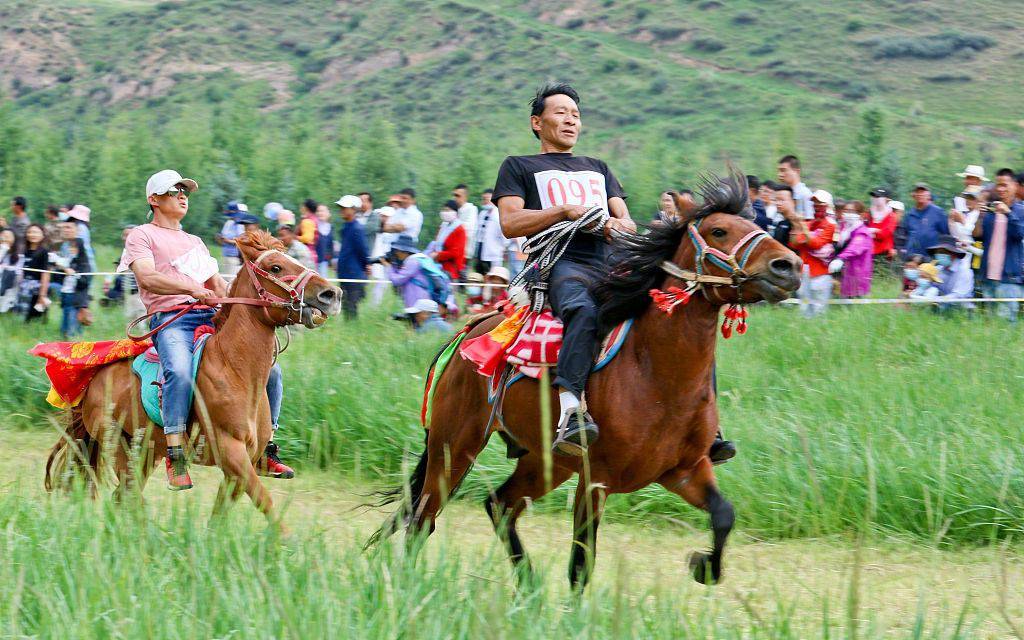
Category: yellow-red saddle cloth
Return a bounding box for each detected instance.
[28,339,152,409]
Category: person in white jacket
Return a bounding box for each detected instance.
[473,189,508,273]
[452,184,478,261]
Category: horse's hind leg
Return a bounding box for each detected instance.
[484,454,573,587]
[568,477,606,593]
[660,456,734,585]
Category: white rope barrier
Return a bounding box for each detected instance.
[4,266,1023,303]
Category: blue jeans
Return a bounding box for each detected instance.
[151,309,283,435]
[982,280,1024,322]
[60,292,81,338]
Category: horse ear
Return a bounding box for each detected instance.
[235,232,262,263]
[673,192,698,219]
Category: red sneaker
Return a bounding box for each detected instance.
[259,442,295,479]
[165,455,193,491]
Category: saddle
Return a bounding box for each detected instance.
[131,328,213,427]
[29,339,152,409]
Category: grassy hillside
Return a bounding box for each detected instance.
[1,0,1023,241]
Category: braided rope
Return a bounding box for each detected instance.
[509,205,610,312]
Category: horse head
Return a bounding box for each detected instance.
[666,172,801,305]
[234,230,343,328]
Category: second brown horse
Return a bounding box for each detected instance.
[371,173,802,590]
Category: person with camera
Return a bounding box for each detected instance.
[973,168,1024,321]
[381,235,435,310]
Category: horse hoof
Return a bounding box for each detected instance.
[688,551,719,585]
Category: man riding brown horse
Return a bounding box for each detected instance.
[118,170,295,489]
[492,83,734,463]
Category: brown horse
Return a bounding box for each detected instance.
[44,230,342,524]
[370,173,801,590]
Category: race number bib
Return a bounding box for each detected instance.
[533,170,608,211]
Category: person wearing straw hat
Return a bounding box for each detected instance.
[953,165,987,213]
[909,261,942,299]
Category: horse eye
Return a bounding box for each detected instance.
[271,265,282,274]
[711,228,727,238]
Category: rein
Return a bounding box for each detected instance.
[650,220,769,338]
[127,249,318,342]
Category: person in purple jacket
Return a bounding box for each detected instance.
[828,200,874,298]
[382,235,432,309]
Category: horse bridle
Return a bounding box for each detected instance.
[127,249,320,342]
[659,219,770,303]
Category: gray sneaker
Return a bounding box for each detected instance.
[553,410,599,456]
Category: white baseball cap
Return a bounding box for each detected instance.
[956,165,987,181]
[145,169,198,199]
[890,200,905,212]
[334,194,362,208]
[404,299,439,314]
[485,266,511,283]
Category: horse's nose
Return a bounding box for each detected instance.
[769,256,799,279]
[317,286,341,307]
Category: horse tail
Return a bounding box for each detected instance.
[364,437,431,549]
[44,406,99,492]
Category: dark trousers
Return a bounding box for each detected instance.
[548,259,601,398]
[340,282,365,320]
[473,259,492,275]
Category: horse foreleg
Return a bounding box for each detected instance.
[408,426,487,542]
[661,456,734,585]
[213,438,282,531]
[484,454,573,588]
[568,478,606,593]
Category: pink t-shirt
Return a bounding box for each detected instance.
[117,223,218,313]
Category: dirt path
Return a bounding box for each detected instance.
[9,428,1022,637]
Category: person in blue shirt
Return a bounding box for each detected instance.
[975,168,1024,321]
[334,195,369,320]
[404,298,452,333]
[747,175,770,230]
[903,183,949,258]
[215,201,246,275]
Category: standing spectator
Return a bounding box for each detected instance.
[452,184,478,262]
[43,206,62,246]
[9,196,31,255]
[974,168,1024,321]
[949,186,983,246]
[65,204,96,272]
[368,195,403,306]
[111,224,145,319]
[215,201,245,275]
[473,188,506,274]
[263,201,284,223]
[55,221,91,338]
[776,156,814,219]
[382,189,423,242]
[953,165,987,213]
[427,199,467,280]
[657,191,678,222]
[297,199,320,264]
[314,203,335,277]
[276,224,316,270]
[866,188,897,265]
[0,229,17,312]
[784,190,836,317]
[927,235,974,310]
[1017,172,1024,201]
[356,192,379,248]
[17,224,51,322]
[335,195,370,320]
[747,175,769,230]
[829,200,874,298]
[903,183,949,258]
[770,184,795,244]
[383,235,432,309]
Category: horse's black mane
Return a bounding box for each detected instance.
[592,170,752,330]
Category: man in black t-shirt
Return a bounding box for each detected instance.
[492,83,637,456]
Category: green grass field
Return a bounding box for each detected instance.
[2,275,1024,637]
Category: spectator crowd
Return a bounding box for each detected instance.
[4,157,1024,336]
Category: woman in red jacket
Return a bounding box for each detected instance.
[867,188,897,259]
[428,200,466,280]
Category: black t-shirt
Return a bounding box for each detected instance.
[492,153,626,263]
[23,248,49,281]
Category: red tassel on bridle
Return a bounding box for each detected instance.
[721,304,748,339]
[649,286,693,315]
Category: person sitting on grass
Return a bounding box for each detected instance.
[900,255,925,298]
[404,298,452,333]
[909,262,941,299]
[926,235,974,311]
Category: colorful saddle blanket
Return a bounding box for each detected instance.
[421,307,633,427]
[131,333,212,427]
[29,339,153,409]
